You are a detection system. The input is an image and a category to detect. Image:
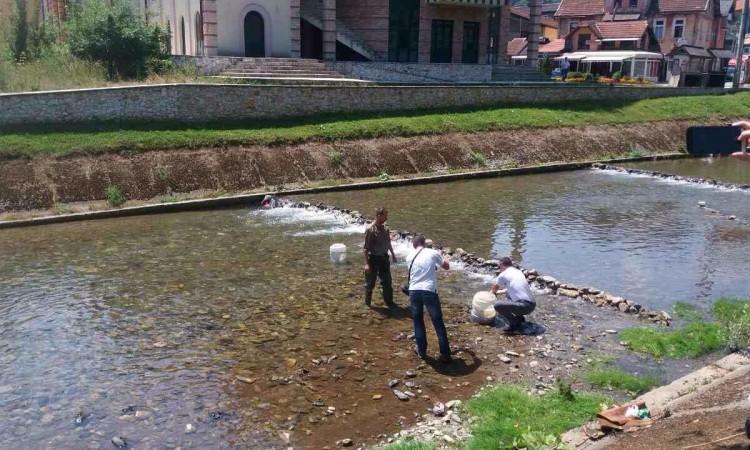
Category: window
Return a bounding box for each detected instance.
[388,0,420,62]
[430,20,454,63]
[673,18,685,39]
[629,0,638,8]
[569,21,578,33]
[462,22,480,64]
[577,33,591,50]
[195,12,204,56]
[654,19,665,39]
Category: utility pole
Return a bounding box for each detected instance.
[733,0,750,88]
[527,0,542,68]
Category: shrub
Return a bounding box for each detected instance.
[66,0,171,80]
[612,71,622,81]
[377,172,391,182]
[105,184,126,208]
[328,150,345,168]
[713,299,750,351]
[541,56,553,76]
[584,73,594,82]
[469,150,487,167]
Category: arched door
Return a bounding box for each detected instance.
[244,11,265,57]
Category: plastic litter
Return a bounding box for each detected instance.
[329,243,347,264]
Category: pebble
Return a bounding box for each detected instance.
[499,356,512,363]
[393,390,410,401]
[605,329,617,334]
[405,370,417,378]
[529,361,539,368]
[134,410,152,419]
[446,400,462,409]
[185,423,196,434]
[698,201,707,207]
[372,394,382,400]
[111,436,126,449]
[388,379,400,388]
[505,351,520,357]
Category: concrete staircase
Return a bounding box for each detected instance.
[215,57,368,85]
[491,64,551,82]
[300,0,379,61]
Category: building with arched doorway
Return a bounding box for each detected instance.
[40,0,536,65]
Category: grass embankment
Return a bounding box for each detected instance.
[622,298,750,358]
[466,386,608,449]
[1,91,749,159]
[585,368,660,396]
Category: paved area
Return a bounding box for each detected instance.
[607,371,750,450]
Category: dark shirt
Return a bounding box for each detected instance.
[364,223,391,257]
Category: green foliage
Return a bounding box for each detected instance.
[672,302,703,322]
[466,385,608,450]
[377,172,391,182]
[541,56,553,76]
[469,150,487,167]
[2,92,750,158]
[585,368,659,395]
[584,73,594,82]
[66,0,170,79]
[712,299,750,351]
[620,323,724,358]
[10,0,28,61]
[381,441,436,450]
[612,71,622,81]
[328,150,345,168]
[105,184,126,208]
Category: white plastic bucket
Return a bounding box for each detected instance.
[471,291,497,323]
[329,243,347,264]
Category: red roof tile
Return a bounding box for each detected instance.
[539,38,567,53]
[658,0,710,13]
[511,6,560,28]
[555,0,605,17]
[592,20,649,40]
[507,37,528,56]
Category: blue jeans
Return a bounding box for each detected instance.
[409,290,451,358]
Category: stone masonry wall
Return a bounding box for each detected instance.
[329,61,493,82]
[0,84,735,127]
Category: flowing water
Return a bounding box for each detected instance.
[621,156,750,186]
[299,168,750,310]
[2,160,749,449]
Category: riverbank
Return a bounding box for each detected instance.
[0,116,727,214]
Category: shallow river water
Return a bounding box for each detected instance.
[300,168,750,310]
[1,161,749,449]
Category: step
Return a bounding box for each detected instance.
[221,71,347,78]
[208,76,372,86]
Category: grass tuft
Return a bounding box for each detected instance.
[466,385,608,450]
[585,368,659,395]
[620,323,723,358]
[672,302,704,322]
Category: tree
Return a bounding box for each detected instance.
[66,0,171,80]
[10,0,29,61]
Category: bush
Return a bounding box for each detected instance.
[541,56,553,76]
[584,73,594,82]
[469,150,487,167]
[612,71,622,81]
[105,184,126,208]
[66,0,171,80]
[328,150,345,168]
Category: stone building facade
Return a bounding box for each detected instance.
[41,0,540,65]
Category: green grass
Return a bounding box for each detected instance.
[585,368,659,395]
[672,302,704,322]
[621,298,750,358]
[620,323,724,358]
[466,385,609,450]
[381,441,436,450]
[1,92,749,159]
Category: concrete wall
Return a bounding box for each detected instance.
[0,84,734,127]
[216,0,292,57]
[329,61,493,82]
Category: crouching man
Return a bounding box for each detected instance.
[491,257,535,334]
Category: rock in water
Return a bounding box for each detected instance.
[432,402,446,417]
[392,390,410,401]
[111,436,126,449]
[185,423,196,434]
[388,379,400,388]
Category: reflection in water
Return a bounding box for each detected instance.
[301,169,750,309]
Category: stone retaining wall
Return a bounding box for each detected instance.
[0,83,735,127]
[328,62,493,82]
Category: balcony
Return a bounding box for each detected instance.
[425,0,506,7]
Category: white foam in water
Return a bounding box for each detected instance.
[291,223,366,237]
[252,206,343,224]
[596,168,749,194]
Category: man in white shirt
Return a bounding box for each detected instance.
[407,235,452,363]
[491,257,536,334]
